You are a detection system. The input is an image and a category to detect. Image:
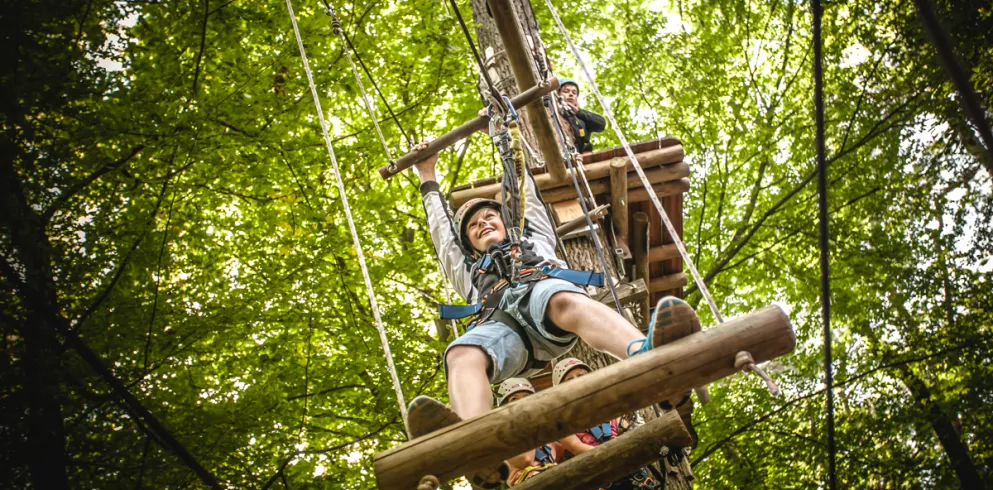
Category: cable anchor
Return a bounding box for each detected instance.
[734,351,780,396]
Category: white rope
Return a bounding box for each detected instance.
[549,96,600,208]
[284,0,409,432]
[327,8,396,164]
[542,0,725,323]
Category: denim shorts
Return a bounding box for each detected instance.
[444,278,587,383]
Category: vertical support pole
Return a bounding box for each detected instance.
[486,0,568,182]
[610,158,629,243]
[632,212,651,330]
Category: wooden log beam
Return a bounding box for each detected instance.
[632,212,651,330]
[649,272,687,293]
[628,178,690,204]
[610,159,629,242]
[372,305,796,488]
[539,171,690,205]
[486,0,566,182]
[514,411,692,490]
[379,79,560,179]
[450,146,684,207]
[555,204,609,236]
[649,243,679,263]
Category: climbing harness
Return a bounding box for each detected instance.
[542,0,726,325]
[587,421,613,444]
[534,444,555,465]
[437,241,604,371]
[284,0,409,433]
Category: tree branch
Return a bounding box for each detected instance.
[191,0,210,96]
[41,144,146,223]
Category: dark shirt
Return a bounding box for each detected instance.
[561,107,606,153]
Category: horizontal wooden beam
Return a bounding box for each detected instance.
[372,305,796,488]
[649,272,687,293]
[627,178,690,204]
[514,411,691,490]
[650,244,680,263]
[450,146,685,207]
[539,168,689,204]
[379,78,560,180]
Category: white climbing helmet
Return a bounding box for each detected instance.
[552,357,591,386]
[496,377,535,406]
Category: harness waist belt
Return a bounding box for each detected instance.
[543,267,605,287]
[436,267,604,320]
[437,302,483,320]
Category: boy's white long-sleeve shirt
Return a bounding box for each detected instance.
[420,172,565,304]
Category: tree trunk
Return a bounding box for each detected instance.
[894,364,983,488]
[0,141,70,489]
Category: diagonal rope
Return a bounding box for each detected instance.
[284,0,409,433]
[547,94,622,313]
[327,8,396,165]
[320,1,413,148]
[447,0,506,111]
[541,0,725,324]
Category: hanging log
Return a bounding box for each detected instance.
[372,305,796,488]
[485,0,566,181]
[513,411,692,490]
[610,158,629,242]
[450,146,684,207]
[632,212,651,330]
[378,79,560,179]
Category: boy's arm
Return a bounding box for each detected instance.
[522,170,560,255]
[557,434,596,456]
[416,152,475,303]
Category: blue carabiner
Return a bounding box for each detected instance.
[501,95,518,121]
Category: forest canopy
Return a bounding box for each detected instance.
[1,0,991,488]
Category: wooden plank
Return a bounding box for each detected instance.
[555,204,609,236]
[649,244,679,262]
[450,146,685,207]
[540,171,689,205]
[649,273,688,293]
[450,138,684,193]
[594,278,648,309]
[550,200,584,225]
[581,136,683,165]
[372,305,796,488]
[628,179,690,204]
[514,411,692,490]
